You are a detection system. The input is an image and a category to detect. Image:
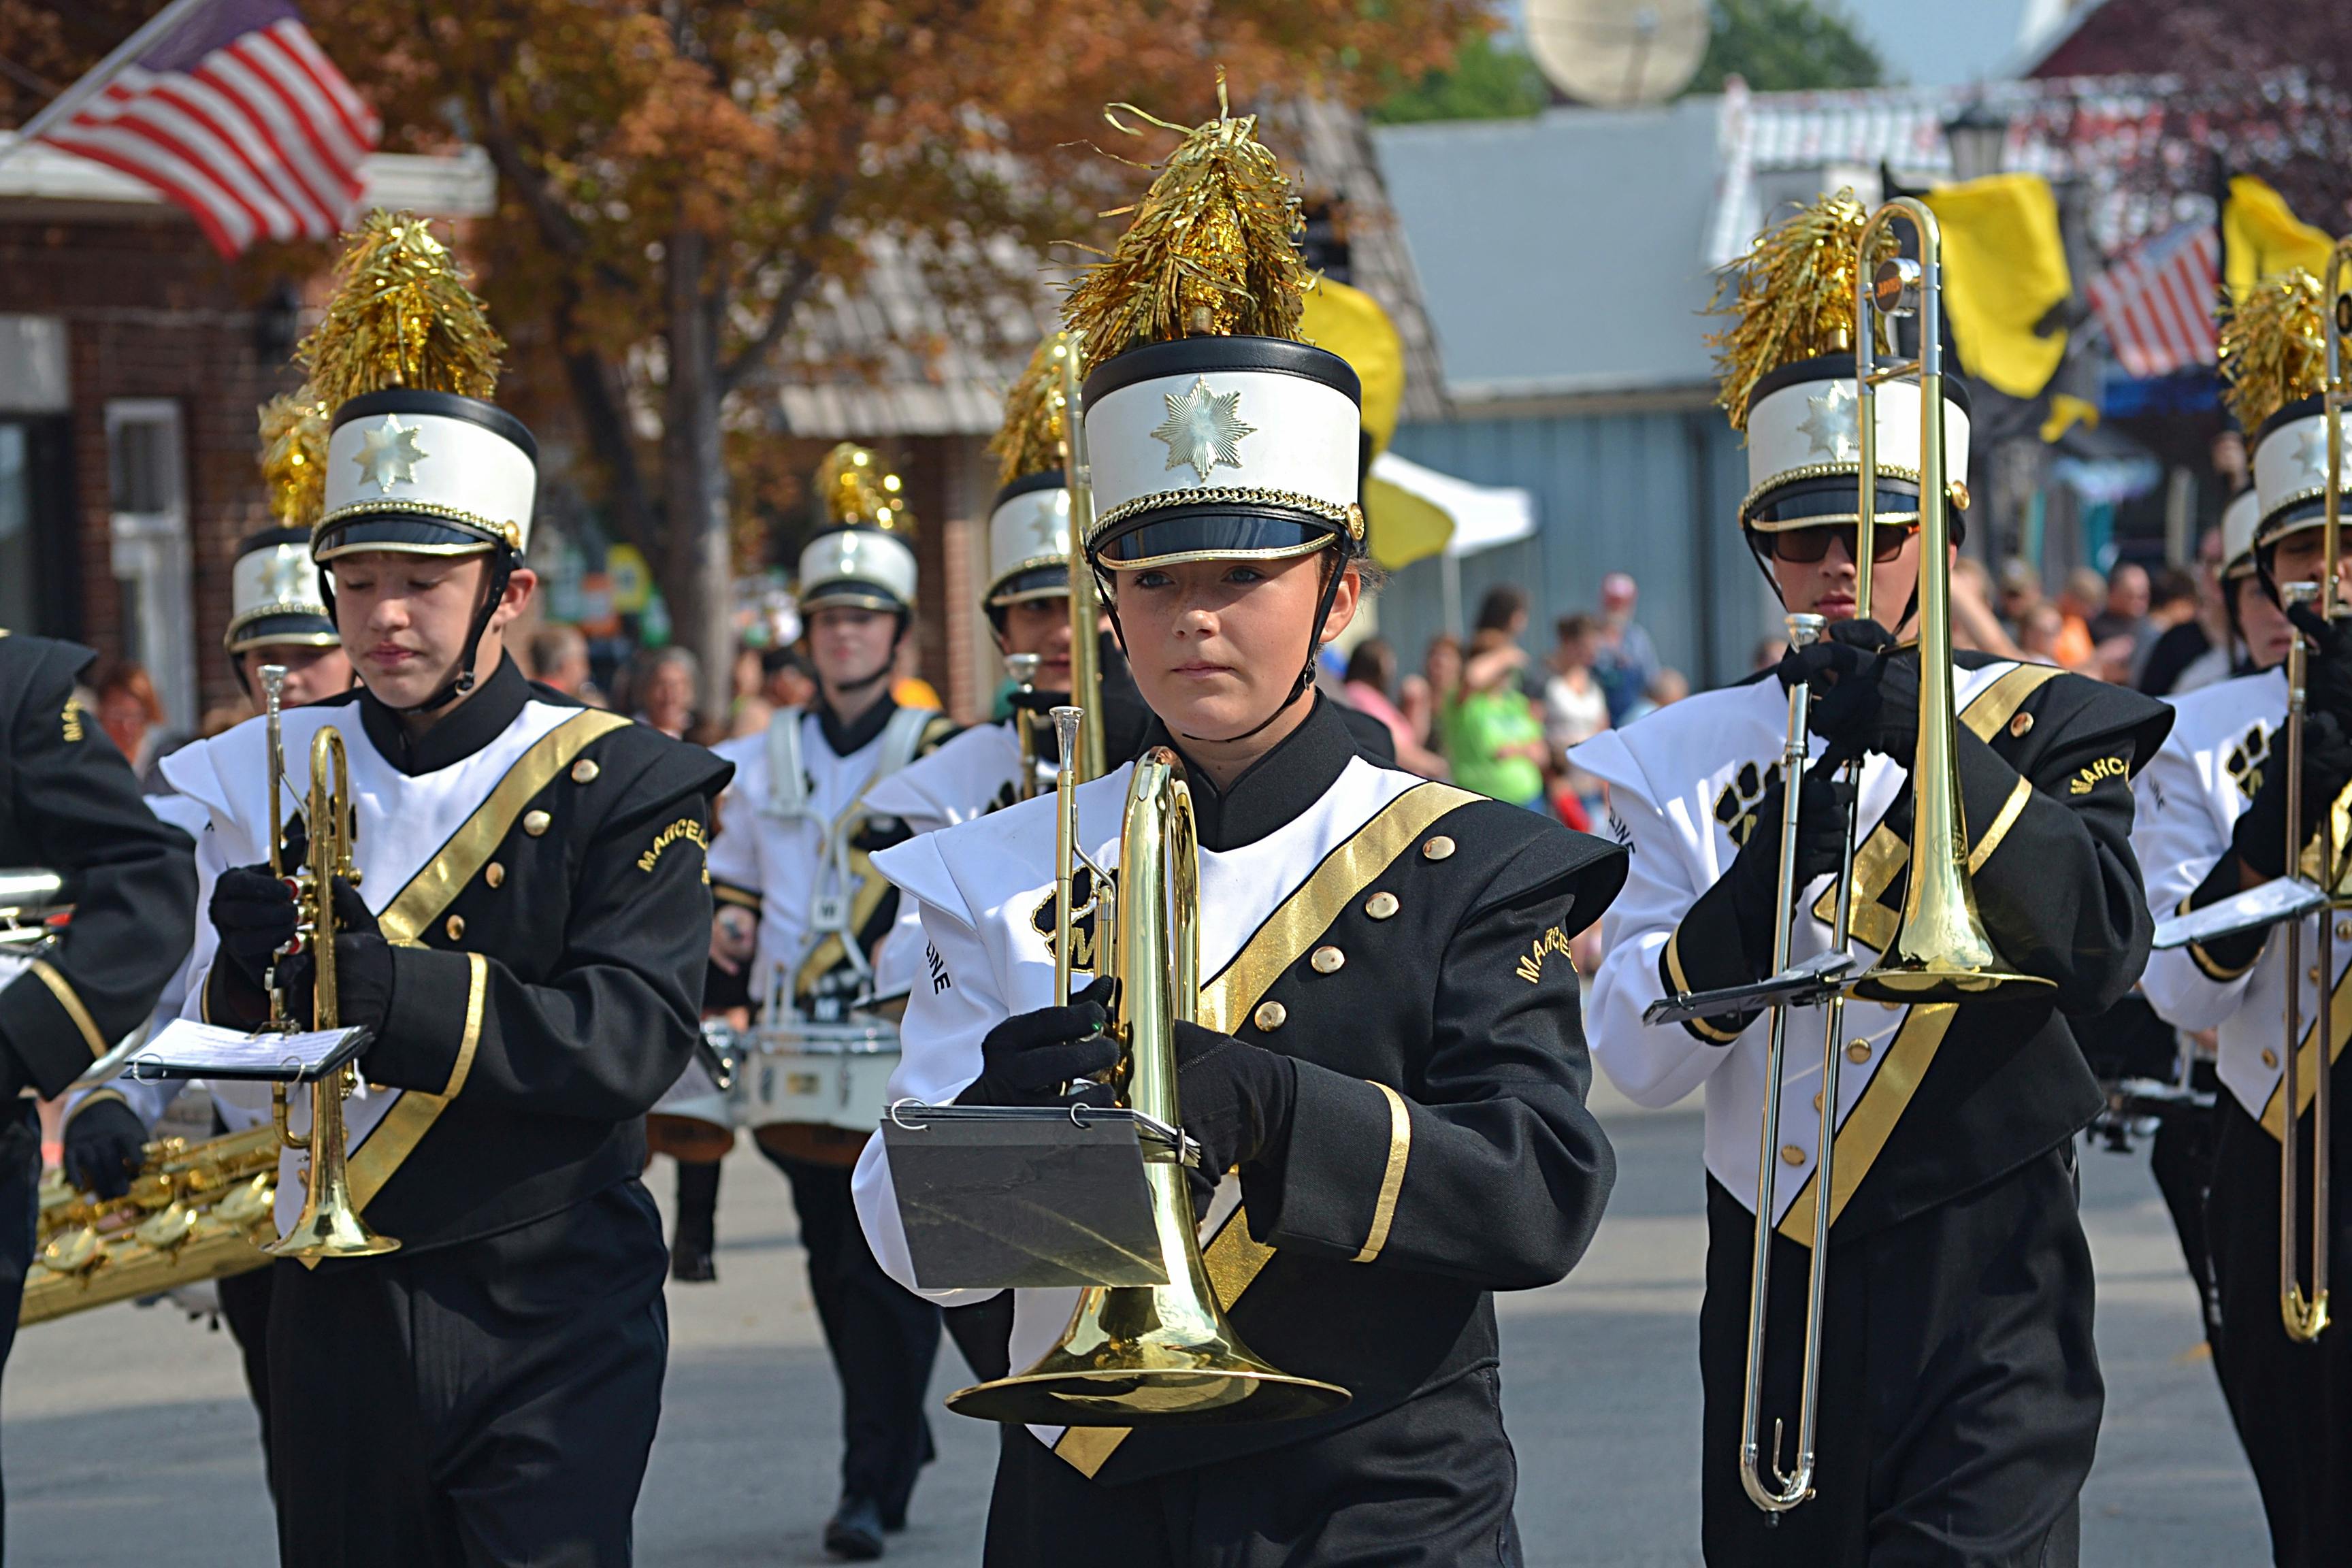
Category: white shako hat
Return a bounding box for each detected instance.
[2221,487,2262,580]
[1740,353,1973,534]
[987,470,1073,605]
[798,442,919,615]
[226,527,338,653]
[2251,392,2352,550]
[1081,336,1365,570]
[315,389,538,561]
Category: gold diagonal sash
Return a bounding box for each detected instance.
[1812,663,2062,951]
[1054,781,1479,1477]
[343,709,633,1208]
[1774,665,2061,1248]
[2260,943,2352,1141]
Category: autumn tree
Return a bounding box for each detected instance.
[137,0,1472,700]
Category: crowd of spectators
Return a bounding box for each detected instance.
[1979,538,2234,700]
[1331,574,1688,831]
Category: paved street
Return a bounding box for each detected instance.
[3,1083,2267,1566]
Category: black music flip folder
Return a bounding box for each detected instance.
[881,1103,1183,1291]
[2151,878,2330,951]
[1644,949,1857,1030]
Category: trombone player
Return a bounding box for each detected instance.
[161,215,730,1565]
[1578,194,2170,1565]
[2133,263,2352,1566]
[851,96,1624,1562]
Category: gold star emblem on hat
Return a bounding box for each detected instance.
[353,416,427,493]
[1797,382,1861,461]
[1151,378,1255,485]
[2292,414,2352,489]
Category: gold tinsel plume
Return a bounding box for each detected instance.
[1063,71,1314,359]
[2221,269,2327,436]
[257,390,328,529]
[817,442,913,533]
[1708,191,1890,431]
[990,334,1071,487]
[297,211,504,409]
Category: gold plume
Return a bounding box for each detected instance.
[816,442,913,532]
[1708,191,1888,431]
[2220,269,2326,436]
[1063,71,1312,359]
[257,389,329,529]
[990,334,1073,488]
[297,211,503,408]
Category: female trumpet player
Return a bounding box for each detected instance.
[851,99,1624,1564]
[2132,274,2352,1567]
[1576,195,2170,1566]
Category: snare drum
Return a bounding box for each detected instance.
[732,1018,900,1134]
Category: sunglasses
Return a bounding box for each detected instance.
[1765,523,1916,565]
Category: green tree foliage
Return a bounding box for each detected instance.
[1372,29,1550,124]
[1689,0,1884,94]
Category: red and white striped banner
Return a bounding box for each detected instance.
[24,0,378,257]
[2085,223,2222,380]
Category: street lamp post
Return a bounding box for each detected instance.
[1943,98,2010,184]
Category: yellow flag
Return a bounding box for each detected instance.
[1921,173,2071,399]
[2223,175,2334,307]
[1362,474,1453,570]
[1299,277,1404,455]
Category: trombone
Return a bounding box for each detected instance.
[2278,238,2352,1343]
[1738,197,2055,1514]
[258,667,397,1260]
[1053,335,1107,783]
[1004,653,1043,803]
[943,705,1348,1426]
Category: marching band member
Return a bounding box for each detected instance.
[701,444,957,1560]
[0,638,196,1556]
[62,419,352,1498]
[853,93,1624,1563]
[1576,195,2170,1565]
[162,214,728,1565]
[2132,273,2352,1565]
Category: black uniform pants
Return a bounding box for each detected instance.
[0,1105,39,1563]
[267,1181,669,1567]
[1699,1147,2100,1567]
[216,1262,279,1503]
[761,1147,940,1517]
[982,1365,1522,1567]
[2206,1096,2352,1567]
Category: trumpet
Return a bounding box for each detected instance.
[1004,653,1043,804]
[1740,197,2056,1514]
[943,705,1348,1426]
[2277,238,2352,1343]
[261,706,397,1261]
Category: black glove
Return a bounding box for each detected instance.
[278,879,394,1037]
[2232,710,2352,880]
[209,864,298,990]
[1720,763,1855,974]
[2288,604,2352,730]
[1171,1021,1298,1213]
[957,977,1118,1108]
[63,1098,149,1201]
[1782,619,1917,768]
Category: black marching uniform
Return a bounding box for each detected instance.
[0,632,197,1550]
[172,656,728,1564]
[1580,211,2172,1566]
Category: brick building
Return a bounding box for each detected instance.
[0,135,492,730]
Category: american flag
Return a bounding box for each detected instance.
[2084,222,2223,380]
[23,0,378,257]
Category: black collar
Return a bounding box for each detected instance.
[1146,694,1360,852]
[359,654,534,776]
[815,690,899,757]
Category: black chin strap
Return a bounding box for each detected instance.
[1148,550,1348,747]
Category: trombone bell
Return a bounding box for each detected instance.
[945,743,1348,1426]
